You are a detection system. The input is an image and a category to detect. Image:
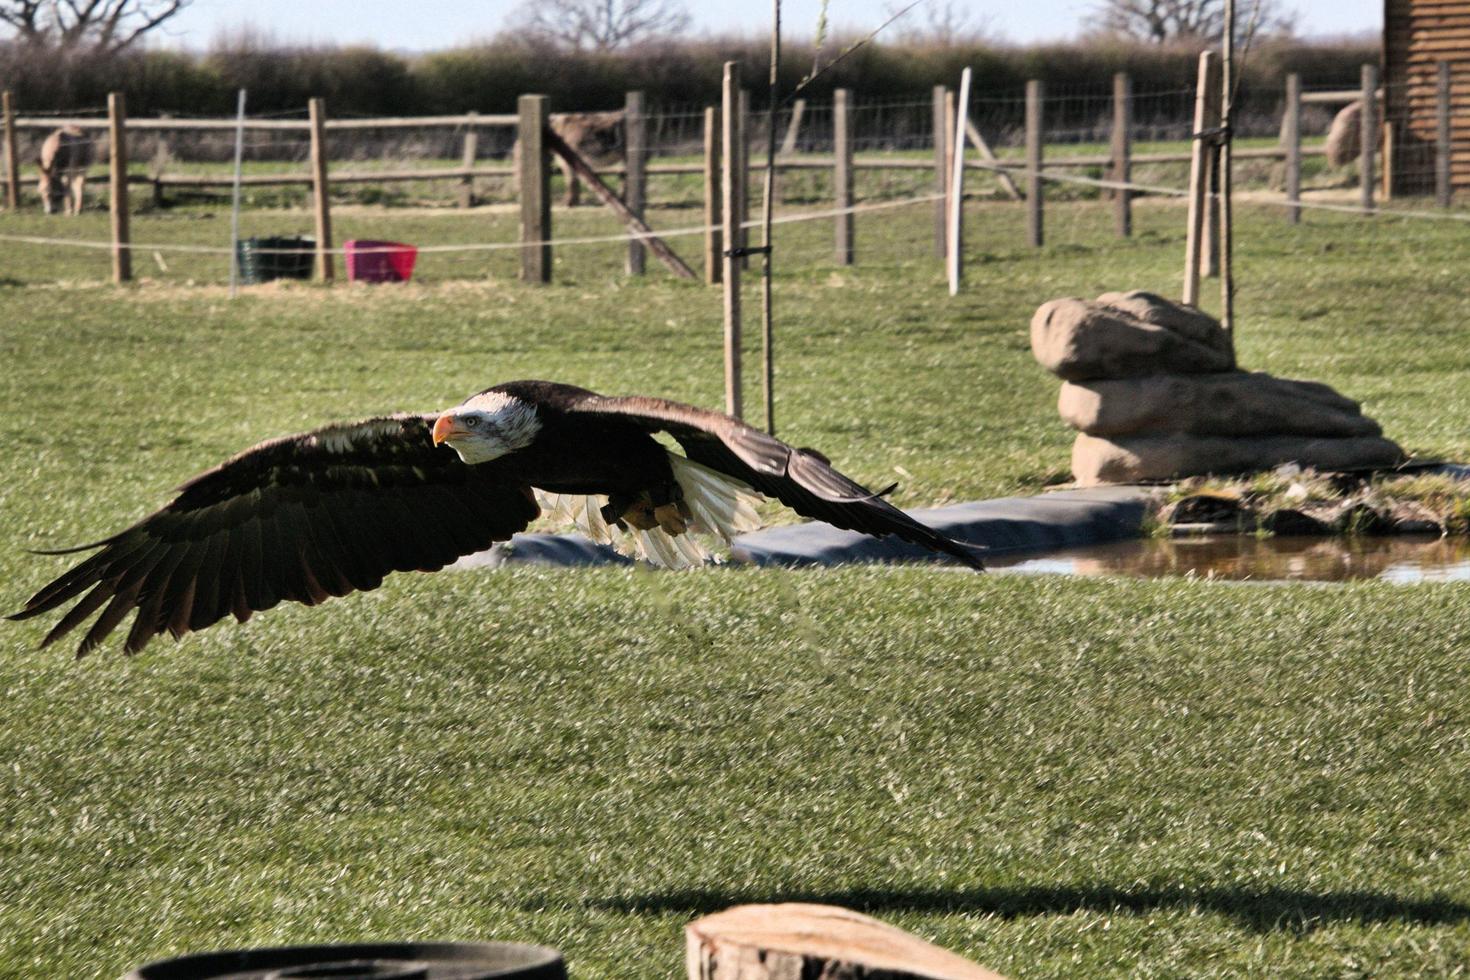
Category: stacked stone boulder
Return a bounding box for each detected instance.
[1031,290,1405,485]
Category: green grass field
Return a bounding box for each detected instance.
[2,197,1469,978]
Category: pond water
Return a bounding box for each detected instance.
[992,535,1470,583]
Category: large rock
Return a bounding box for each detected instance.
[1031,290,1235,381]
[1059,371,1382,438]
[1072,432,1406,486]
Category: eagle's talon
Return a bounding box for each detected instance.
[620,497,659,531]
[654,502,688,535]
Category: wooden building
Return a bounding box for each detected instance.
[1383,0,1469,195]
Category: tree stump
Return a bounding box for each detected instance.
[685,903,1007,980]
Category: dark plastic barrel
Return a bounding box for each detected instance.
[122,941,566,980]
[236,236,316,284]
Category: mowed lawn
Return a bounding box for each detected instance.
[2,199,1469,978]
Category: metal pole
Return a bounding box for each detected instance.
[947,67,971,296]
[229,89,247,297]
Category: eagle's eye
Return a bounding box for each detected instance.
[464,416,480,428]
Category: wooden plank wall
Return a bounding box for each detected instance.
[1384,0,1470,193]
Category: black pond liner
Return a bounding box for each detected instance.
[122,941,566,980]
[236,236,316,284]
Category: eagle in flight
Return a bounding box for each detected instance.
[10,381,984,656]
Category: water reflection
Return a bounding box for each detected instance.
[995,535,1470,583]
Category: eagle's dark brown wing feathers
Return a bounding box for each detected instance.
[9,414,540,656]
[571,395,984,569]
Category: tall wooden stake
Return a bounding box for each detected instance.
[1025,79,1044,249]
[932,85,948,258]
[108,92,132,284]
[1183,51,1219,308]
[308,97,334,282]
[947,68,971,296]
[704,107,722,284]
[517,94,551,284]
[1112,73,1132,238]
[1360,63,1377,216]
[833,88,854,266]
[759,0,779,435]
[1284,73,1301,224]
[1220,0,1235,337]
[779,98,805,155]
[625,90,646,275]
[721,62,744,419]
[2,91,18,210]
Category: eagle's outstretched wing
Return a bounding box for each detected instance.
[567,395,986,570]
[9,415,539,657]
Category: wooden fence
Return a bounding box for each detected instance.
[0,66,1442,289]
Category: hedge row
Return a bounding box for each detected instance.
[1,35,1377,121]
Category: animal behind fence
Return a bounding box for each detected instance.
[38,127,94,215]
[546,111,626,206]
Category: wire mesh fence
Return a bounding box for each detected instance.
[1,70,1464,290]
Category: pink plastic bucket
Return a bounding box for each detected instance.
[344,239,418,283]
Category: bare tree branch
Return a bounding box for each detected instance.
[0,0,189,53]
[508,0,690,51]
[1085,0,1292,45]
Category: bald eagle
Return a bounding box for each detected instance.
[9,380,984,656]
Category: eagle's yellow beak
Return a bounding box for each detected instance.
[432,413,460,446]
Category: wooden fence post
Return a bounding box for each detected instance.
[2,91,18,210]
[1111,73,1131,238]
[458,111,478,208]
[1437,61,1452,207]
[833,88,854,265]
[1360,63,1377,215]
[625,90,646,275]
[1026,79,1043,249]
[518,94,551,284]
[932,85,948,259]
[779,98,805,155]
[721,62,743,419]
[1382,121,1394,200]
[308,97,334,282]
[704,106,722,285]
[108,92,132,283]
[1284,73,1301,224]
[1184,51,1220,307]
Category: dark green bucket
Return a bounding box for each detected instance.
[235,236,315,284]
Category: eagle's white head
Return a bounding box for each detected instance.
[432,391,542,464]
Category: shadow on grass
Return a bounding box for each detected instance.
[581,885,1470,934]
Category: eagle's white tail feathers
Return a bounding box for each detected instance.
[668,455,763,541]
[531,453,763,569]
